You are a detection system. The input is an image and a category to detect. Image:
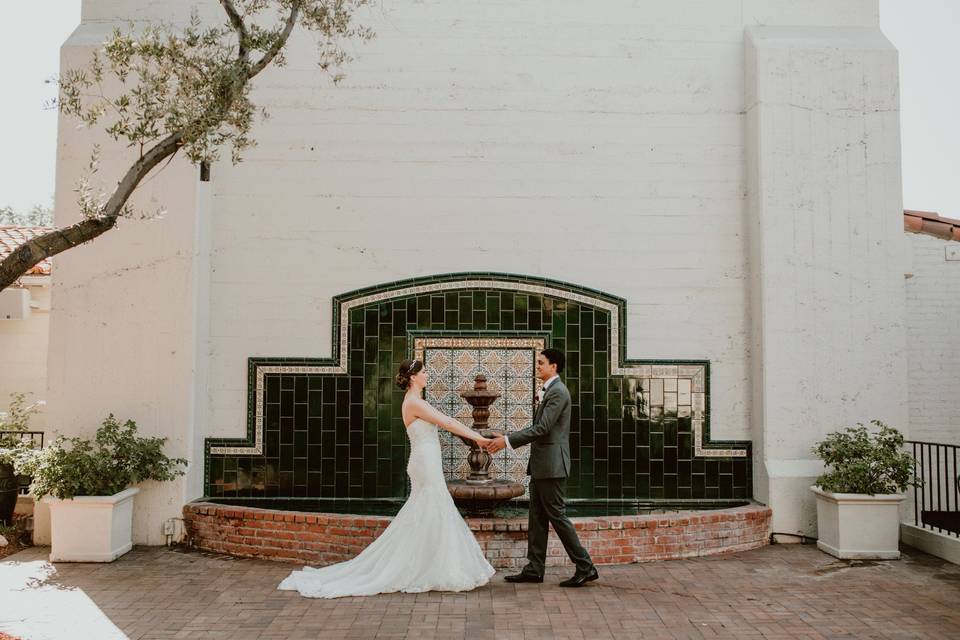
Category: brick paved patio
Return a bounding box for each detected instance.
[2,543,959,639]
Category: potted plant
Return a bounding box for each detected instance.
[811,421,918,560]
[0,393,45,525]
[17,415,187,562]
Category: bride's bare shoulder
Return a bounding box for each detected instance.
[401,396,428,428]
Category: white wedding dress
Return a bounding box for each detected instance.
[278,418,495,598]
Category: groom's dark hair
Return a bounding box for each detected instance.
[540,348,565,373]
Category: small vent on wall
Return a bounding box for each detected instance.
[200,162,211,182]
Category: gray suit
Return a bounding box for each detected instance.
[507,379,594,576]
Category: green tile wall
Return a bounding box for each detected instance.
[204,273,752,503]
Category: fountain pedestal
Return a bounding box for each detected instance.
[447,375,524,516]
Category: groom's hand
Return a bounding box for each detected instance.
[486,436,506,454]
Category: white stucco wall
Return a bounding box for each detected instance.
[906,233,960,445]
[202,0,881,447]
[50,0,902,543]
[0,283,50,429]
[206,3,748,444]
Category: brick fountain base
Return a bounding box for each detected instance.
[183,502,771,568]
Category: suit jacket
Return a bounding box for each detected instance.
[506,379,571,479]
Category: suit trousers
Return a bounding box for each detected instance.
[522,477,594,576]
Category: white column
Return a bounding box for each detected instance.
[745,26,908,536]
[44,16,210,545]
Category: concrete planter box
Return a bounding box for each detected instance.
[811,485,904,560]
[43,487,139,562]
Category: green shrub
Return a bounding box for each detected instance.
[18,415,187,500]
[812,420,919,495]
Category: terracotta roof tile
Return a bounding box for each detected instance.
[0,226,53,276]
[904,210,960,242]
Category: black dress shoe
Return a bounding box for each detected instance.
[558,568,599,588]
[504,572,544,583]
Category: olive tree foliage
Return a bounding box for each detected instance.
[0,205,54,227]
[0,0,373,291]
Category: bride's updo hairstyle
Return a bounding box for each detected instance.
[395,358,424,390]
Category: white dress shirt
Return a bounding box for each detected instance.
[505,375,559,451]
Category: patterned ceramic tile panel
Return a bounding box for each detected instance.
[425,345,540,498]
[204,273,752,504]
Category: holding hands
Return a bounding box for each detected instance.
[481,436,507,454]
[474,435,494,449]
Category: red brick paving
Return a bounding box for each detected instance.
[5,543,960,639]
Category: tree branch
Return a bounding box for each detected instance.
[0,218,116,291]
[219,0,250,60]
[0,131,184,291]
[248,1,301,78]
[102,131,184,220]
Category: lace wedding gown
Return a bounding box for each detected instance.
[278,418,495,598]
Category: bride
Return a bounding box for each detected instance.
[278,358,496,598]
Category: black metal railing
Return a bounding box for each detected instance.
[906,440,960,537]
[0,430,44,495]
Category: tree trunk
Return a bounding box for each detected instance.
[0,131,184,292]
[0,217,119,290]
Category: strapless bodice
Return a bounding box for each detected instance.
[405,418,439,447]
[404,418,443,493]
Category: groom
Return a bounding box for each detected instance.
[486,348,598,587]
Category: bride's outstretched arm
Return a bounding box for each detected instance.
[409,397,489,444]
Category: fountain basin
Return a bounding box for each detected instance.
[447,479,526,515]
[183,499,770,568]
